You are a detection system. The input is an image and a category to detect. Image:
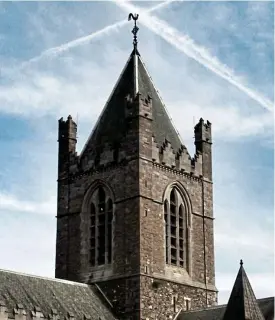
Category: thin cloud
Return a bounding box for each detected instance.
[16,0,177,72]
[0,193,55,215]
[115,0,273,112]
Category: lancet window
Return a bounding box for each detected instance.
[164,187,188,268]
[90,186,113,266]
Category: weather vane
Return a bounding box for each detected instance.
[128,13,139,51]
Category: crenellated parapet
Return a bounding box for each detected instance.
[152,136,159,162]
[150,118,210,178]
[58,115,78,177]
[194,118,212,146]
[192,151,203,176]
[176,145,192,173]
[79,142,126,173]
[160,139,176,168]
[194,118,212,180]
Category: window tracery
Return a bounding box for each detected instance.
[164,186,188,268]
[89,186,113,266]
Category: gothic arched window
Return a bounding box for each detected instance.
[164,187,188,268]
[89,186,113,267]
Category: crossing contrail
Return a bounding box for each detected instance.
[18,0,177,71]
[115,0,273,112]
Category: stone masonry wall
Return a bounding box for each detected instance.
[140,275,217,320]
[139,158,215,285]
[99,276,140,320]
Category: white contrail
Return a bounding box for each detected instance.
[115,0,273,112]
[18,0,178,71]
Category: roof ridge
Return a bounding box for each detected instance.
[0,268,88,287]
[181,304,226,314]
[257,296,274,302]
[180,297,274,315]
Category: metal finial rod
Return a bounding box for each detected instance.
[128,13,139,50]
[240,259,243,266]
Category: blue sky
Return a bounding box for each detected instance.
[0,0,273,305]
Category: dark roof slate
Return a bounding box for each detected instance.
[178,297,274,320]
[222,262,265,320]
[80,49,183,158]
[0,269,116,320]
[82,53,135,153]
[137,54,182,151]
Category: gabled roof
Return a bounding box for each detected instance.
[177,297,274,320]
[222,260,266,320]
[0,269,117,320]
[80,49,183,158]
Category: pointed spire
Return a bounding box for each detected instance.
[128,13,139,53]
[223,260,265,320]
[79,28,183,158]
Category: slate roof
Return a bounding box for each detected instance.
[222,261,266,320]
[80,49,183,158]
[178,297,274,320]
[0,269,117,320]
[137,52,182,151]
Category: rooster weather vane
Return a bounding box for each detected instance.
[128,13,139,51]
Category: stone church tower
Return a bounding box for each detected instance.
[55,18,217,320]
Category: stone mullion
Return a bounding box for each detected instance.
[185,224,188,270]
[184,207,187,269]
[90,202,96,267]
[95,196,99,267]
[167,200,171,265]
[176,198,180,267]
[104,199,108,265]
[111,214,113,264]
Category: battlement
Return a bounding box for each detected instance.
[80,141,125,172]
[194,118,212,180]
[58,115,78,176]
[194,118,212,144]
[151,138,203,177]
[58,115,77,147]
[150,118,212,178]
[159,139,176,168]
[58,114,211,180]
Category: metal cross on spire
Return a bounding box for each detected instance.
[128,13,139,51]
